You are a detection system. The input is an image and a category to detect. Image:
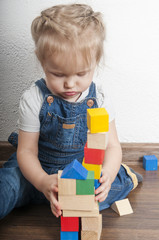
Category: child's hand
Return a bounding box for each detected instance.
[40,174,62,218]
[94,168,112,202]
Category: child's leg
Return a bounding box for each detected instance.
[0,152,46,219]
[99,164,138,211]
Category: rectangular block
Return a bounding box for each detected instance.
[87,108,109,133]
[61,159,88,179]
[111,198,133,216]
[59,195,96,211]
[76,171,95,195]
[61,216,79,231]
[143,155,158,171]
[87,131,108,150]
[82,158,102,179]
[60,231,78,240]
[58,170,76,195]
[84,143,105,165]
[81,214,102,232]
[63,201,99,217]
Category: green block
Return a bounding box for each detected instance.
[76,171,94,195]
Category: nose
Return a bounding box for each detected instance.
[64,77,75,89]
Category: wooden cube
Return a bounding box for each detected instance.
[84,143,105,165]
[81,214,102,232]
[60,231,78,240]
[87,131,108,150]
[87,108,109,133]
[59,195,96,211]
[58,170,76,196]
[111,198,133,216]
[76,171,95,195]
[61,216,79,231]
[143,155,158,171]
[82,158,102,179]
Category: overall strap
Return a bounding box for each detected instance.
[35,78,52,99]
[87,81,97,98]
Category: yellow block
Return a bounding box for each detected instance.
[87,108,109,133]
[82,158,102,179]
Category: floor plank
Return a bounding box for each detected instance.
[0,165,159,240]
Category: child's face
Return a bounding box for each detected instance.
[42,51,96,102]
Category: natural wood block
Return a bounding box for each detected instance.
[62,201,99,217]
[82,158,102,179]
[59,195,96,211]
[81,216,102,240]
[76,171,95,195]
[87,108,109,133]
[84,143,105,165]
[81,214,102,232]
[58,170,76,195]
[111,198,133,216]
[61,216,79,231]
[87,131,108,150]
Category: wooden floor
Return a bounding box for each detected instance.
[0,165,159,240]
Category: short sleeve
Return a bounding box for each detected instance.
[96,83,116,122]
[17,84,43,132]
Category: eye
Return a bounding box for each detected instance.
[51,72,65,77]
[77,72,87,77]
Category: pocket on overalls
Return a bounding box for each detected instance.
[40,112,87,149]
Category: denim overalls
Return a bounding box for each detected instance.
[0,78,134,219]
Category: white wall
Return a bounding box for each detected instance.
[0,0,159,142]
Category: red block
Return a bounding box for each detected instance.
[61,216,79,232]
[84,143,105,165]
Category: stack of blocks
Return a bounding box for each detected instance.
[58,108,109,240]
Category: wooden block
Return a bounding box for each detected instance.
[82,158,102,179]
[61,216,79,231]
[143,155,158,171]
[87,108,109,133]
[111,198,133,216]
[59,195,96,211]
[61,159,88,179]
[87,131,108,150]
[81,214,102,232]
[76,171,94,195]
[63,201,99,217]
[84,143,105,165]
[60,231,78,240]
[58,170,76,196]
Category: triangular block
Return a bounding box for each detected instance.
[61,159,88,179]
[111,198,133,216]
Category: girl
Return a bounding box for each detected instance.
[0,4,142,219]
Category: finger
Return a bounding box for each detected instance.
[99,175,107,183]
[95,181,108,195]
[95,190,108,202]
[50,201,61,218]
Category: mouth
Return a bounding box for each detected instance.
[63,91,78,97]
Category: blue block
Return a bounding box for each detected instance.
[94,172,102,190]
[61,159,88,179]
[143,155,158,171]
[60,231,78,240]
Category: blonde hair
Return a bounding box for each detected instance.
[31,4,105,67]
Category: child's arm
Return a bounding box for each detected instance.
[17,130,61,217]
[95,120,122,202]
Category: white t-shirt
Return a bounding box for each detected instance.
[18,79,115,132]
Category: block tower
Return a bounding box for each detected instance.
[58,108,109,240]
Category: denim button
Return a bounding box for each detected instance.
[47,96,54,106]
[87,99,94,107]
